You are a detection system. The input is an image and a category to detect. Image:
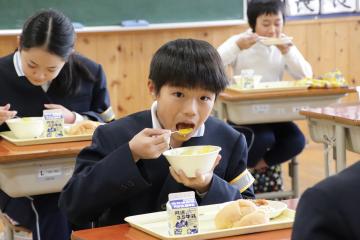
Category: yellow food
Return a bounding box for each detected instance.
[67,120,101,135]
[298,70,348,88]
[177,128,193,135]
[180,146,214,155]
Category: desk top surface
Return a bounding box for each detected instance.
[219,87,356,102]
[300,102,360,126]
[71,199,298,240]
[0,139,90,163]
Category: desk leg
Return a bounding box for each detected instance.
[3,226,13,240]
[335,125,346,173]
[323,143,331,177]
[214,101,227,122]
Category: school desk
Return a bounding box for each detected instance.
[300,102,360,177]
[213,87,356,199]
[214,87,356,125]
[0,139,90,197]
[71,199,298,240]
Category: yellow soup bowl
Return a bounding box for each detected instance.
[163,145,221,178]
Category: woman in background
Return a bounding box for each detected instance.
[0,9,114,239]
[218,0,312,193]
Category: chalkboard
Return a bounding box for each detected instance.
[0,0,244,29]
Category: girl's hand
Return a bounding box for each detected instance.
[276,33,293,54]
[276,43,292,55]
[236,33,258,50]
[0,104,17,125]
[44,104,76,123]
[129,128,171,162]
[170,154,222,194]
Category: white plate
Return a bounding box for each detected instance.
[259,37,293,45]
[256,200,288,219]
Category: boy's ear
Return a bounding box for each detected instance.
[147,80,156,99]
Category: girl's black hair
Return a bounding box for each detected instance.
[20,9,95,96]
[247,0,286,32]
[149,38,228,95]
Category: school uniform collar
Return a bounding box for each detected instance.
[13,50,51,92]
[150,101,205,137]
[13,51,25,77]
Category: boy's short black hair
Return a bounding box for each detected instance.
[247,0,285,32]
[149,38,228,95]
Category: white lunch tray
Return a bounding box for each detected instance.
[0,131,92,146]
[125,202,294,240]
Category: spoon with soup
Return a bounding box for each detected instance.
[171,128,193,136]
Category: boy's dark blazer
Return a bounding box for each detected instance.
[59,111,254,226]
[292,161,360,240]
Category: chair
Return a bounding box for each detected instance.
[0,214,32,240]
[255,157,299,199]
[228,124,300,200]
[212,106,300,200]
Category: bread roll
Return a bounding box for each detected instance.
[237,199,257,218]
[215,201,241,229]
[215,199,258,229]
[67,120,100,135]
[233,210,269,227]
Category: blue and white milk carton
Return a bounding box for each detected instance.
[43,109,64,138]
[167,191,199,236]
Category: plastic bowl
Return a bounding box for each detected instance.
[163,145,221,177]
[5,117,44,139]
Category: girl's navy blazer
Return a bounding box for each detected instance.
[0,53,112,132]
[0,52,113,235]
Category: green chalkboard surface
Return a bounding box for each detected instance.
[0,0,244,29]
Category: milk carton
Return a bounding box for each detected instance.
[43,109,64,138]
[167,191,199,236]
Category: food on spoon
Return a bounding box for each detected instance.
[177,128,193,136]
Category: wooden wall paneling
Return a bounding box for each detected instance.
[305,22,321,77]
[0,36,16,57]
[212,26,245,48]
[94,33,122,117]
[348,20,360,86]
[285,24,307,55]
[284,24,308,80]
[76,34,98,61]
[319,23,336,75]
[132,30,158,112]
[334,22,349,84]
[116,32,139,116]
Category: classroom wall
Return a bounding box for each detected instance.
[0,17,359,118]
